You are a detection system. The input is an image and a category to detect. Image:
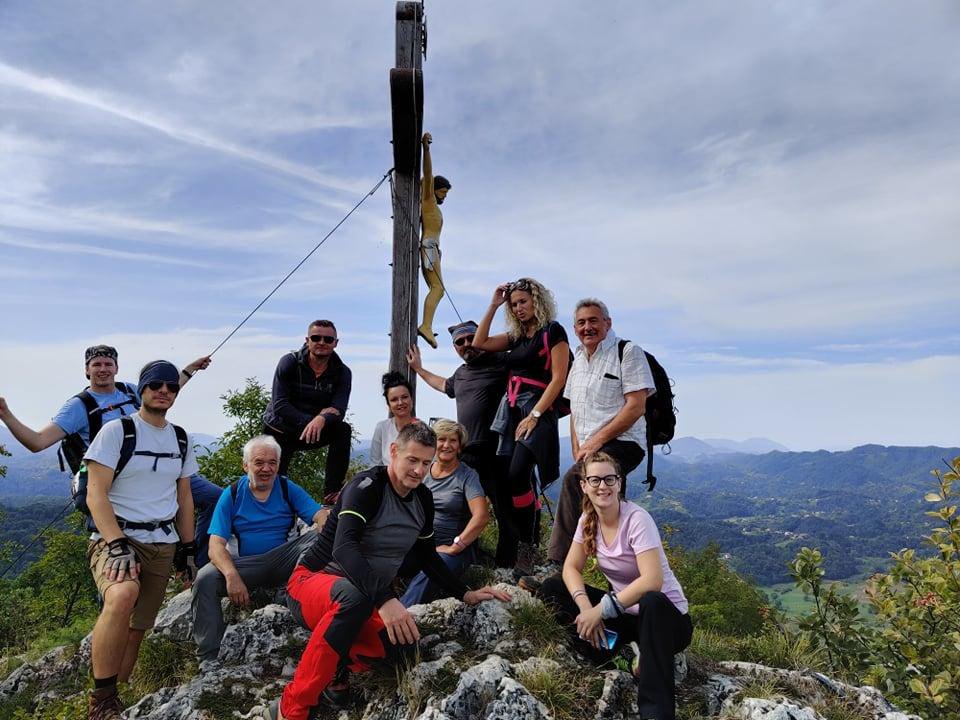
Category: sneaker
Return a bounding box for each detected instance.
[619,641,641,677]
[88,687,123,720]
[512,541,541,581]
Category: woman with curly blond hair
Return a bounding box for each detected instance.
[473,277,570,574]
[537,452,691,720]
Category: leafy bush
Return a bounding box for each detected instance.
[790,457,960,717]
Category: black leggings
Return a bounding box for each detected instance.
[539,574,693,720]
[507,444,538,544]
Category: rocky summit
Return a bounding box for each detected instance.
[0,575,921,720]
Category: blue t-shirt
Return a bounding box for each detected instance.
[208,475,321,557]
[52,382,140,444]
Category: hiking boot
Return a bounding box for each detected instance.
[319,683,352,710]
[512,541,541,581]
[88,686,123,720]
[517,575,543,595]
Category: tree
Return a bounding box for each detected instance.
[197,378,359,500]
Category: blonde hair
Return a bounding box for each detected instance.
[503,277,558,340]
[579,451,621,557]
[431,418,467,448]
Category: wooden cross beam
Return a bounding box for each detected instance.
[389,1,425,410]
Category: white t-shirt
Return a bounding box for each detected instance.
[84,413,199,544]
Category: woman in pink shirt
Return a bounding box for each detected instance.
[538,452,692,720]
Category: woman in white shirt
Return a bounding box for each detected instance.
[369,371,421,466]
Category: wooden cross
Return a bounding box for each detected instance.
[389,1,425,410]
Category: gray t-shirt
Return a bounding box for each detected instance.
[424,462,485,546]
[84,413,199,544]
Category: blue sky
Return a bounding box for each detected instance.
[1,1,958,451]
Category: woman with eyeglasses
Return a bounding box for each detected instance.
[473,277,570,574]
[537,452,691,720]
[369,371,421,466]
[400,419,489,606]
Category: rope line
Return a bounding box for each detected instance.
[208,168,393,357]
[0,498,74,578]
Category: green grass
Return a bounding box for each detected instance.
[128,635,198,700]
[195,681,258,720]
[763,581,873,620]
[517,666,604,720]
[509,598,565,659]
[688,627,825,672]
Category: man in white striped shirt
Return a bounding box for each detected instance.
[544,298,656,566]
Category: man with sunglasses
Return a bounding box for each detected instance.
[540,298,656,572]
[0,344,220,566]
[263,320,352,498]
[406,321,513,565]
[83,360,199,720]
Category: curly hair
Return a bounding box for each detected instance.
[503,277,558,339]
[579,451,622,558]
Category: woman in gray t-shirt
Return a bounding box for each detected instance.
[400,419,490,607]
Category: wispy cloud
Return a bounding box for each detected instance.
[0,61,367,194]
[0,233,216,267]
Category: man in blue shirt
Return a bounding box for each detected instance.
[191,434,329,663]
[0,344,223,565]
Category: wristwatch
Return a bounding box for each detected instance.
[453,535,466,549]
[530,410,542,419]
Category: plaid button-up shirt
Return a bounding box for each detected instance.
[563,332,655,447]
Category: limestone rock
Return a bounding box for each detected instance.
[594,669,639,720]
[673,651,688,685]
[125,663,270,719]
[404,655,455,699]
[705,673,742,715]
[152,588,193,642]
[483,676,553,720]
[511,656,561,678]
[218,603,308,668]
[726,697,824,720]
[429,640,463,660]
[440,655,511,720]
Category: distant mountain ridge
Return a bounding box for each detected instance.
[666,435,790,462]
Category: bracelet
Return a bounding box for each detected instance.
[182,369,194,379]
[571,590,587,601]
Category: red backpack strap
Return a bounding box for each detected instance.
[538,329,552,371]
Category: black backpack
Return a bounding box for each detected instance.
[228,475,299,555]
[73,415,189,518]
[618,340,676,491]
[59,382,139,475]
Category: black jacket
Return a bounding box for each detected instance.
[262,346,352,435]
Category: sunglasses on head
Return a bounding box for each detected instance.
[308,334,337,344]
[584,474,621,487]
[508,279,533,292]
[454,335,474,347]
[146,380,180,393]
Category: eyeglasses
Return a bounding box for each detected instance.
[146,381,180,394]
[508,279,533,292]
[584,474,621,487]
[454,335,474,347]
[308,334,337,344]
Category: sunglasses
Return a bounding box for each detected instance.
[146,380,180,394]
[454,335,474,347]
[308,334,337,344]
[508,279,533,292]
[584,474,621,487]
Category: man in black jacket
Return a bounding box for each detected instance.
[262,320,352,497]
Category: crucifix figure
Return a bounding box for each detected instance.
[417,131,452,349]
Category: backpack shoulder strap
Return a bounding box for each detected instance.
[114,416,138,479]
[120,382,141,408]
[278,475,298,532]
[172,424,189,475]
[75,389,105,438]
[617,338,630,364]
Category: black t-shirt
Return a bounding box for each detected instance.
[505,321,569,385]
[444,353,507,446]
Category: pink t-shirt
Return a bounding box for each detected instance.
[573,501,688,615]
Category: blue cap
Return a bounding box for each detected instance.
[138,360,180,395]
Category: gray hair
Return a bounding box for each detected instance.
[395,422,437,451]
[242,435,282,464]
[431,418,467,448]
[574,297,610,320]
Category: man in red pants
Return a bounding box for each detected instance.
[270,423,509,720]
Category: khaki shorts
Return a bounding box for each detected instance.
[88,537,176,631]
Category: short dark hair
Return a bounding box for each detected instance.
[395,422,436,451]
[381,370,414,400]
[434,175,451,191]
[308,319,336,333]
